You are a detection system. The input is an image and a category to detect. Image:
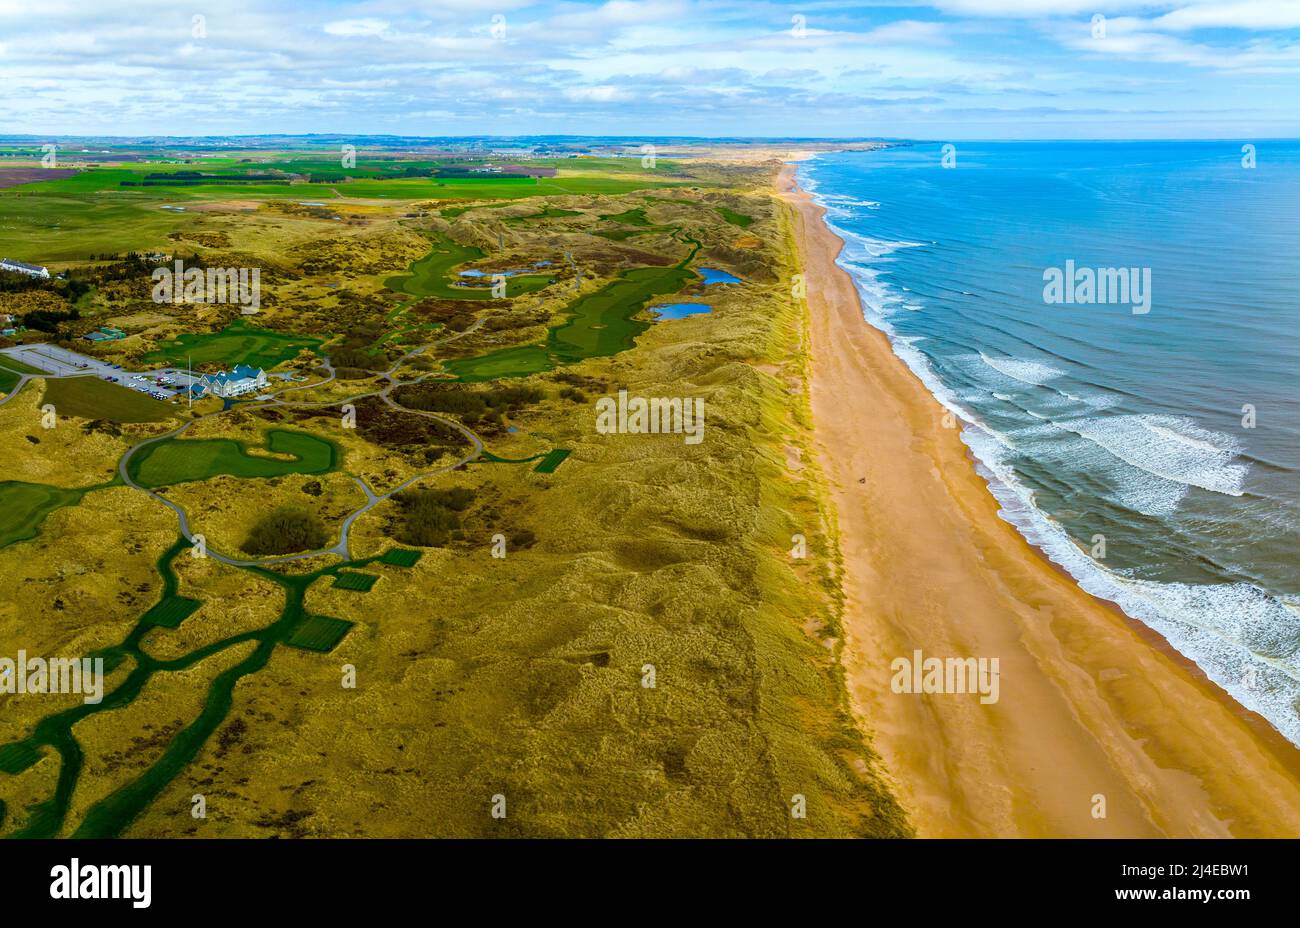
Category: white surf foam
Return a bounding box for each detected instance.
[978,351,1065,386]
[1057,414,1248,498]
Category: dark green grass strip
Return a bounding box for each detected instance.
[532,448,571,474]
[332,571,378,592]
[140,596,202,629]
[286,615,353,653]
[379,548,422,567]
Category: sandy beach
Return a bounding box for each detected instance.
[778,163,1300,837]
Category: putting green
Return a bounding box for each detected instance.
[128,428,338,488]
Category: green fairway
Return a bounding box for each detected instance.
[128,428,338,488]
[599,207,652,226]
[141,319,324,370]
[42,376,175,423]
[715,206,754,228]
[0,481,89,549]
[286,615,354,652]
[384,233,555,302]
[444,232,701,381]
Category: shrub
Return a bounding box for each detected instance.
[394,487,476,547]
[241,507,330,555]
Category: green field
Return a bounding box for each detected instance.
[128,428,338,488]
[0,355,41,393]
[286,615,354,652]
[599,207,652,226]
[331,571,377,592]
[0,481,89,548]
[532,449,572,474]
[141,595,202,629]
[41,376,175,423]
[716,206,754,228]
[378,548,422,567]
[384,234,555,302]
[141,319,324,370]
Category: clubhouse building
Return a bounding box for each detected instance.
[189,364,268,399]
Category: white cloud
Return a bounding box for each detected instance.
[1155,1,1300,30]
[324,19,390,37]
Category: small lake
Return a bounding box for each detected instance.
[698,267,742,285]
[650,302,712,319]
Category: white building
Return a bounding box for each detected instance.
[190,365,268,399]
[0,258,50,279]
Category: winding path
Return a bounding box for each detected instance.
[79,335,491,564]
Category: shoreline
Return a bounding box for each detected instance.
[777,160,1300,837]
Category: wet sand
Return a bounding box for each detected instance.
[778,162,1300,837]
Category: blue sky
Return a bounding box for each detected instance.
[0,0,1296,139]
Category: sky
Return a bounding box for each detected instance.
[0,0,1297,139]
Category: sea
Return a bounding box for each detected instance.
[799,140,1300,744]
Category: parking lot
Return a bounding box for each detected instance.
[0,344,200,401]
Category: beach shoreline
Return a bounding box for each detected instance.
[777,159,1300,837]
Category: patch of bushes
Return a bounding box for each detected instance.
[241,506,329,555]
[393,383,542,430]
[393,487,476,547]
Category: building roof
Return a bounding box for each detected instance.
[198,365,265,387]
[0,258,48,273]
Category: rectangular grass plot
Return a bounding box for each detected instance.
[533,448,571,474]
[141,595,202,629]
[379,548,421,568]
[287,615,354,653]
[332,571,378,592]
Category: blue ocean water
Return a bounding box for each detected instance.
[800,141,1300,743]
